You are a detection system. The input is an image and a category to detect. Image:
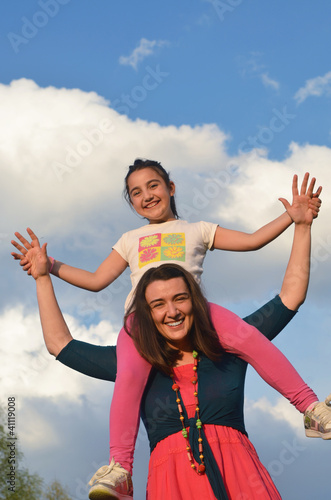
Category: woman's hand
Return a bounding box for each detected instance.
[279,173,322,225]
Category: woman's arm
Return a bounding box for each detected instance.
[243,177,321,336]
[11,227,128,292]
[212,173,321,251]
[26,242,73,356]
[57,340,117,382]
[279,223,311,310]
[36,274,73,356]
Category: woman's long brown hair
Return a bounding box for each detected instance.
[124,264,223,375]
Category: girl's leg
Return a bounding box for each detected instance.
[209,303,318,413]
[109,324,152,474]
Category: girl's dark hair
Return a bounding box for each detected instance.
[124,263,223,375]
[124,158,179,219]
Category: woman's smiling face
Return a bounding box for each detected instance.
[145,277,194,351]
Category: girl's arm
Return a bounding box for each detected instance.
[49,247,128,291]
[213,173,321,251]
[11,227,128,292]
[210,303,318,413]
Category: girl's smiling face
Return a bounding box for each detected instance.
[127,167,176,224]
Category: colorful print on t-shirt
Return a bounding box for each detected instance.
[138,232,186,268]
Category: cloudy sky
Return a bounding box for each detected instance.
[1,1,331,498]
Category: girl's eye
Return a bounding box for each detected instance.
[150,183,159,189]
[132,191,140,197]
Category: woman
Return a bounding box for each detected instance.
[28,216,331,499]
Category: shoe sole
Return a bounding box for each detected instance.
[89,493,133,500]
[89,485,133,500]
[305,429,331,440]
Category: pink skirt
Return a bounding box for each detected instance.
[147,425,281,500]
[146,364,281,500]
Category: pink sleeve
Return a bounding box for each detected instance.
[208,303,317,413]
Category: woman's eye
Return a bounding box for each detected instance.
[176,295,189,303]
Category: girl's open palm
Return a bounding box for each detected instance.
[11,228,48,279]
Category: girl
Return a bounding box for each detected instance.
[12,160,321,499]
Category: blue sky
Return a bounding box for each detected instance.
[2,0,331,157]
[1,1,331,499]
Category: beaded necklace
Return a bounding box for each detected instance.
[170,350,206,474]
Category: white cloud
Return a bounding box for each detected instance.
[0,305,119,400]
[246,396,303,435]
[294,70,331,104]
[261,72,280,90]
[2,78,331,314]
[119,38,169,70]
[237,53,280,91]
[1,78,229,246]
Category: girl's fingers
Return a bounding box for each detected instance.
[312,186,322,198]
[11,252,22,260]
[306,176,316,197]
[13,232,32,250]
[11,240,27,254]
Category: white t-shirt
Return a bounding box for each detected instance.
[113,220,218,311]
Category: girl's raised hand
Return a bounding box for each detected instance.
[11,229,49,280]
[279,173,322,225]
[11,228,50,275]
[27,241,49,280]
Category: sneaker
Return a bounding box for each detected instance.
[304,394,331,439]
[88,458,133,500]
